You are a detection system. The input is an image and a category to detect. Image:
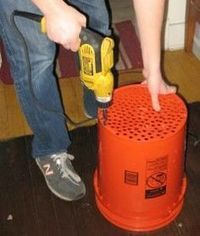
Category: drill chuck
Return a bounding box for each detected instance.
[97,100,111,108]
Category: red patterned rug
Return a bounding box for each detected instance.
[0,20,142,84]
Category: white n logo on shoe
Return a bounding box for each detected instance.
[43,164,54,176]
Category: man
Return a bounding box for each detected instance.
[0,0,175,201]
[0,0,111,201]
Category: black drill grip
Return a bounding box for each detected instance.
[80,28,103,47]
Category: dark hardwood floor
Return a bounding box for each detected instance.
[0,103,200,236]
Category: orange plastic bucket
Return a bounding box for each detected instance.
[94,84,187,232]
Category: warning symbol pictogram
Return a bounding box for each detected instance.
[146,172,167,188]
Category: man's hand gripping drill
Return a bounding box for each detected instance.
[12,10,115,124]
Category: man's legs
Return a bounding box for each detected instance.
[0,0,85,200]
[0,0,70,157]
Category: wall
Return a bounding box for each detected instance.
[164,0,187,50]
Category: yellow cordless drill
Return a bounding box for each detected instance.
[12,11,115,123]
[78,29,114,122]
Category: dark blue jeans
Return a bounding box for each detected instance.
[0,0,110,158]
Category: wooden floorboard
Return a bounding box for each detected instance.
[0,137,39,235]
[0,112,200,235]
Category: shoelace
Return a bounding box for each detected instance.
[51,153,81,184]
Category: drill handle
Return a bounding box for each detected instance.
[12,11,103,50]
[12,10,42,22]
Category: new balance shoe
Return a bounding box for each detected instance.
[36,152,86,201]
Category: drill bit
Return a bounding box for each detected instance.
[103,108,108,125]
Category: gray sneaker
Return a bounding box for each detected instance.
[35,152,86,201]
